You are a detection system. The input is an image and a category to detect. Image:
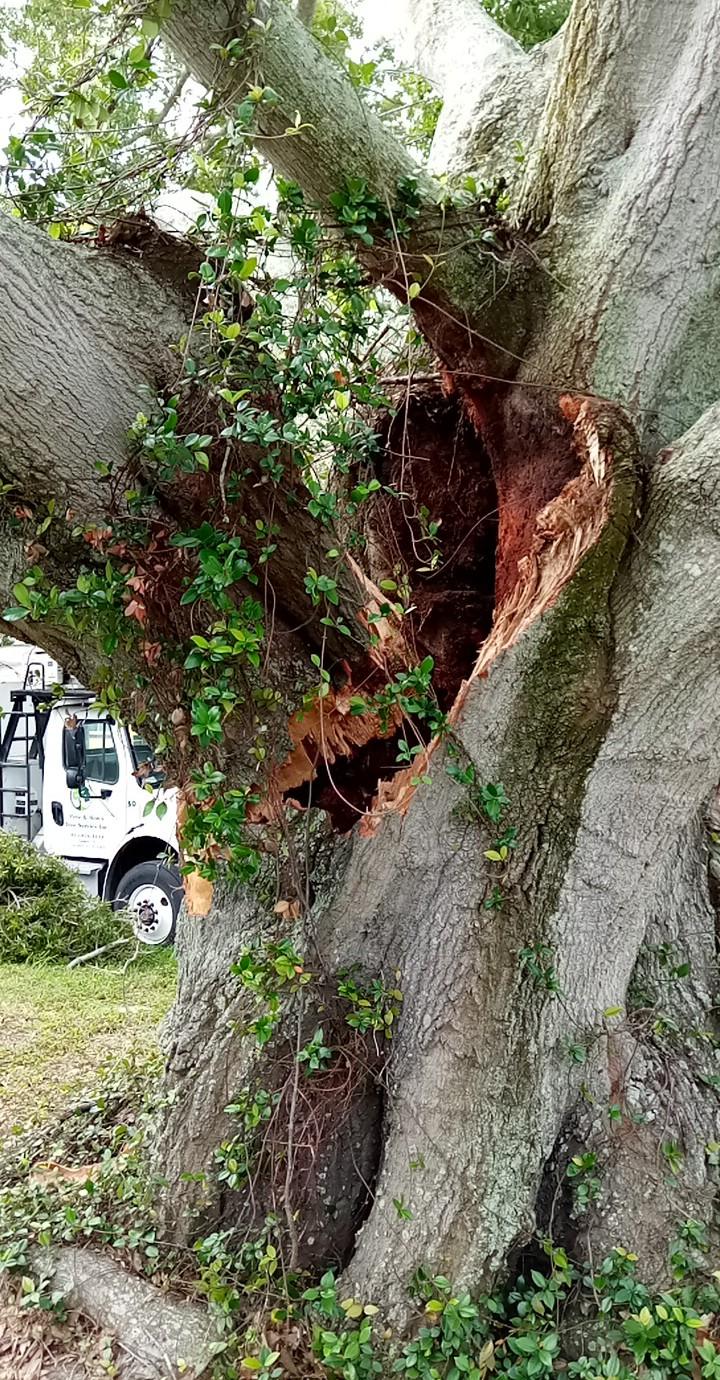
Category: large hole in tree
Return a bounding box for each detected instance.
[282,384,592,832]
[288,732,406,834]
[286,386,500,831]
[369,383,499,705]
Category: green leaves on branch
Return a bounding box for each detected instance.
[329,175,422,247]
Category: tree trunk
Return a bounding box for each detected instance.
[157,392,720,1313]
[149,0,720,1316]
[2,0,720,1329]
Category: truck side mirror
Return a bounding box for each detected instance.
[63,722,86,790]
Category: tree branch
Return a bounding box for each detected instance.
[392,0,526,97]
[0,215,190,514]
[162,1,537,379]
[389,0,555,184]
[517,0,720,229]
[295,0,317,28]
[163,0,425,212]
[152,64,189,126]
[507,0,720,447]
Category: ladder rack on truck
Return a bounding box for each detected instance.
[0,685,54,842]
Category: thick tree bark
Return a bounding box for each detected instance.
[2,0,720,1331]
[341,401,720,1301]
[158,395,720,1314]
[390,0,558,184]
[0,216,190,514]
[514,0,720,447]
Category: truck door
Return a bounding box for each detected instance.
[41,707,128,862]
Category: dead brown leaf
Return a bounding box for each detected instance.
[184,871,213,918]
[28,1161,102,1190]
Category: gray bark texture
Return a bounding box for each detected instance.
[0,216,190,513]
[1,0,720,1332]
[31,1247,218,1378]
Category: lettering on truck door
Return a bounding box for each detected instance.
[42,709,127,860]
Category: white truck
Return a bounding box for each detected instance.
[0,641,181,945]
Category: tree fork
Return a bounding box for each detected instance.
[3,0,720,1334]
[163,0,538,381]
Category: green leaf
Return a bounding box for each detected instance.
[511,1336,538,1355]
[12,582,31,608]
[107,68,129,89]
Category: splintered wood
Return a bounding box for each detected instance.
[470,396,612,680]
[251,688,398,815]
[181,398,615,872]
[245,560,405,821]
[361,398,616,834]
[179,566,406,914]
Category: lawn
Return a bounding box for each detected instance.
[0,952,177,1138]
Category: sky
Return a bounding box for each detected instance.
[357,0,398,46]
[0,0,402,148]
[0,0,408,231]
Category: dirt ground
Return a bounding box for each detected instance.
[0,1279,113,1379]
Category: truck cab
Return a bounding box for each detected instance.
[0,652,181,944]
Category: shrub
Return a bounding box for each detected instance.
[0,832,127,963]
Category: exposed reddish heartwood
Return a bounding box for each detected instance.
[182,387,611,906]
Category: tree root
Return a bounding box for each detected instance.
[30,1247,218,1379]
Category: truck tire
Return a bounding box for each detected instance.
[113,860,182,947]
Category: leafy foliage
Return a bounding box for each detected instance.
[0,0,528,887]
[481,0,571,48]
[0,0,186,227]
[0,1052,169,1294]
[3,1082,719,1380]
[0,831,126,963]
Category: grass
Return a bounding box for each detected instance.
[0,950,176,1138]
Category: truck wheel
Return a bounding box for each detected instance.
[113,861,181,947]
